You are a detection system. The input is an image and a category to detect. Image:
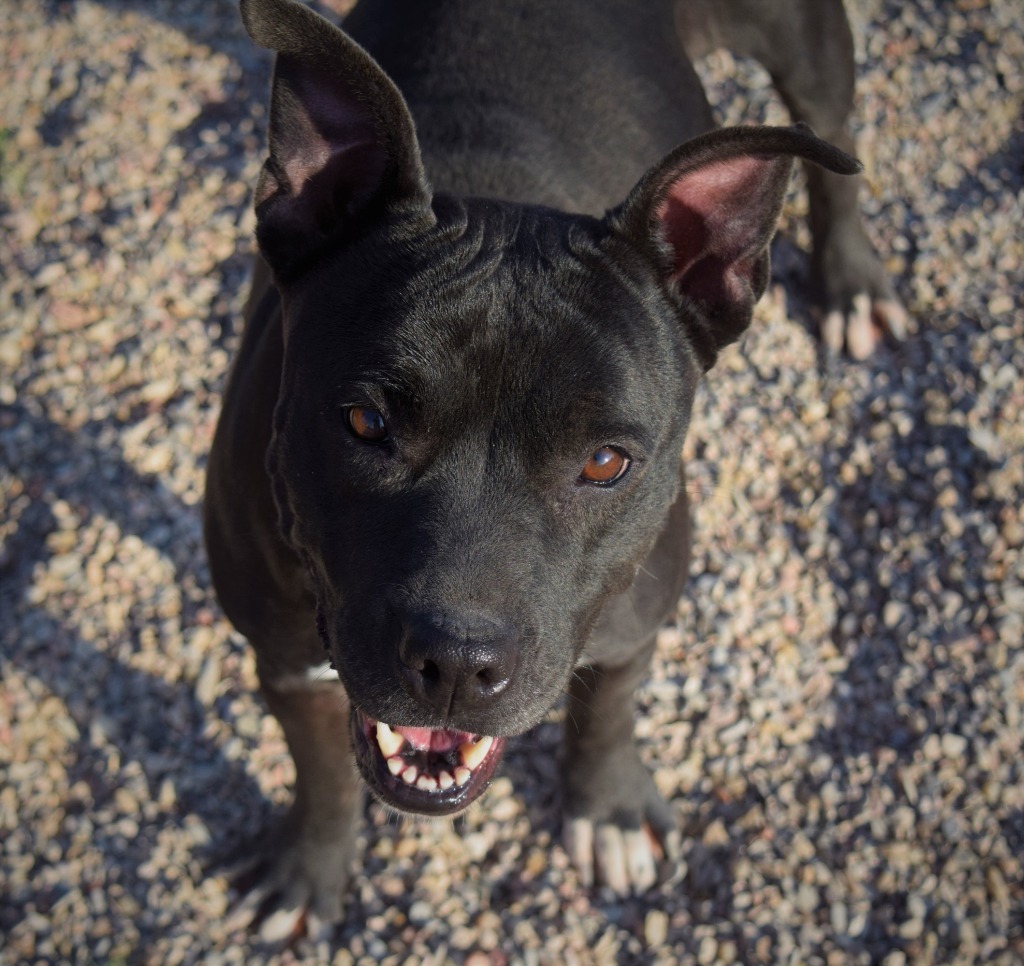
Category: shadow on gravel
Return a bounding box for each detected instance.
[0,403,270,912]
[812,231,1010,747]
[950,128,1023,202]
[775,328,1013,954]
[47,0,350,61]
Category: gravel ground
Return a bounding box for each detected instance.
[1,0,1022,962]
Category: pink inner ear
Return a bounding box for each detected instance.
[278,142,333,198]
[654,156,770,295]
[260,63,392,216]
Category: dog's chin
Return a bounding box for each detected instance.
[350,707,506,816]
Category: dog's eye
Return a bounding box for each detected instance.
[578,446,631,486]
[346,405,388,442]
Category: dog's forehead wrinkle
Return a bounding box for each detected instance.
[388,324,656,458]
[381,251,671,423]
[363,351,668,484]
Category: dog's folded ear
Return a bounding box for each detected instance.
[607,124,860,370]
[240,0,432,276]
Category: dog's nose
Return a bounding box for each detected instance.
[397,610,518,716]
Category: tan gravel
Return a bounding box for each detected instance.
[1,0,1022,962]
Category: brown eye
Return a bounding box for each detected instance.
[346,405,388,442]
[579,446,631,486]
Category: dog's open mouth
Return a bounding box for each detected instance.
[351,709,506,815]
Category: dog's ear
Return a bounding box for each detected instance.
[607,124,860,370]
[240,0,432,276]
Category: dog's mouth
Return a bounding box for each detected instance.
[351,709,506,815]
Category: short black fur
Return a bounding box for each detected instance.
[204,0,889,932]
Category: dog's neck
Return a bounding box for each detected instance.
[341,0,715,214]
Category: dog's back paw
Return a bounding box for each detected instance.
[815,220,911,360]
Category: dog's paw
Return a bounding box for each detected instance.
[814,223,910,360]
[220,817,356,944]
[562,756,680,896]
[564,815,682,896]
[820,291,909,361]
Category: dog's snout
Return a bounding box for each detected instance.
[398,611,518,715]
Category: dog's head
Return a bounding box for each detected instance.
[240,0,859,815]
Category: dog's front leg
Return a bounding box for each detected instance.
[229,672,361,942]
[561,646,680,895]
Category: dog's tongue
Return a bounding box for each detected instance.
[394,725,468,754]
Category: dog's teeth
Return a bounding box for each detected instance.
[401,766,418,785]
[375,721,405,758]
[459,735,493,770]
[416,775,438,792]
[454,766,472,786]
[387,757,404,776]
[438,770,455,790]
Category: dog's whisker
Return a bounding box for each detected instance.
[565,705,580,735]
[568,668,598,699]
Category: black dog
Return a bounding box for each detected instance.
[205,0,899,939]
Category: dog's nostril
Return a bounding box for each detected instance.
[421,660,440,683]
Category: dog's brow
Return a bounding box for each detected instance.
[593,421,655,451]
